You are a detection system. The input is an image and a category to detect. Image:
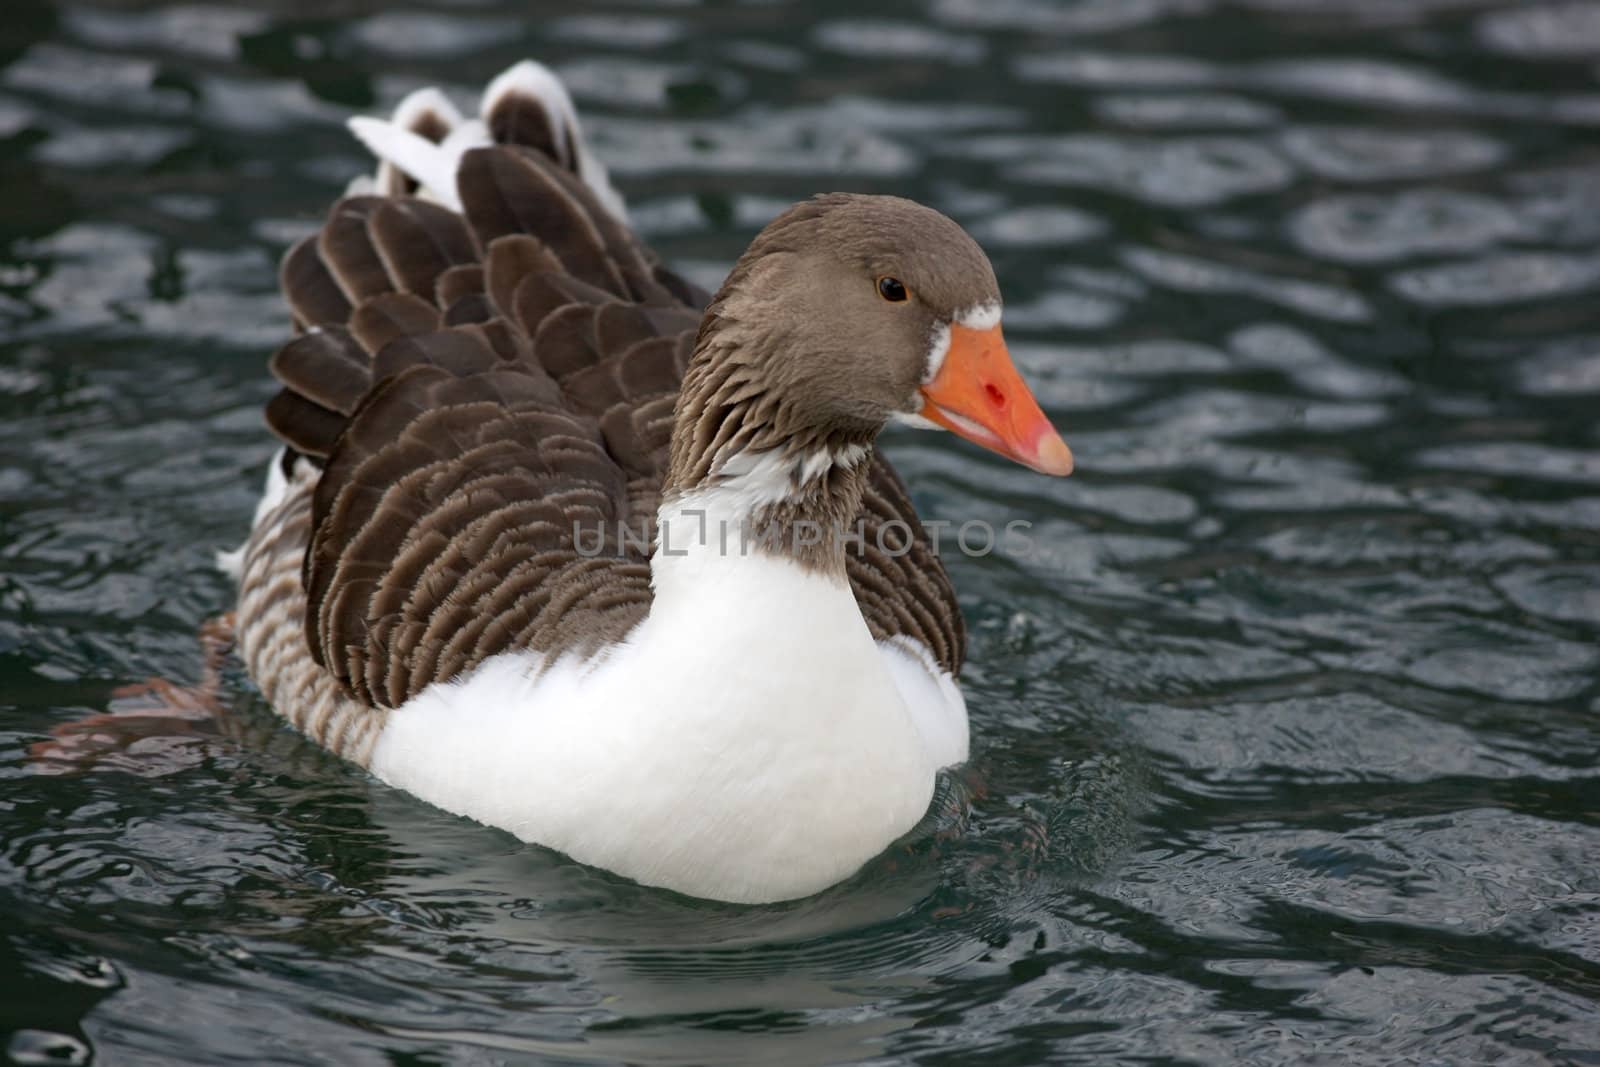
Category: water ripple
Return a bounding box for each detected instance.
[60,5,267,62]
[345,13,519,59]
[1121,246,1372,322]
[1390,251,1600,306]
[813,19,986,64]
[1278,125,1506,181]
[1291,190,1525,264]
[1478,1,1600,58]
[1092,92,1282,129]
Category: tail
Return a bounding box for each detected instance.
[216,446,295,579]
[344,61,627,223]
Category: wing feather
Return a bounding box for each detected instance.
[350,292,443,355]
[458,147,628,296]
[280,237,353,328]
[268,328,370,414]
[367,198,478,295]
[319,198,394,304]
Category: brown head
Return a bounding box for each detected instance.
[668,193,1072,492]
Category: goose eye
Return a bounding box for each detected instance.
[877,276,909,303]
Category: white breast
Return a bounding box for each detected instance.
[370,543,967,904]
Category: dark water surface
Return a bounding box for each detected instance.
[3,0,1599,1063]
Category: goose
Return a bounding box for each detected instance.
[227,61,1073,904]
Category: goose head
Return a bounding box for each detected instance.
[671,193,1072,492]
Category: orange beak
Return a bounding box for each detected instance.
[918,322,1074,476]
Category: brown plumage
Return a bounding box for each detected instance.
[242,85,968,729]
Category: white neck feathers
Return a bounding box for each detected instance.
[653,444,867,565]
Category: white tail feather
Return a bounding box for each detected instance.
[218,448,295,582]
[374,87,467,198]
[345,61,628,223]
[343,173,377,197]
[346,116,489,212]
[482,61,581,164]
[481,61,629,223]
[392,86,465,133]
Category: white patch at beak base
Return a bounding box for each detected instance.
[922,320,951,385]
[954,301,1001,331]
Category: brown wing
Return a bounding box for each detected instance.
[851,461,965,672]
[266,108,961,709]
